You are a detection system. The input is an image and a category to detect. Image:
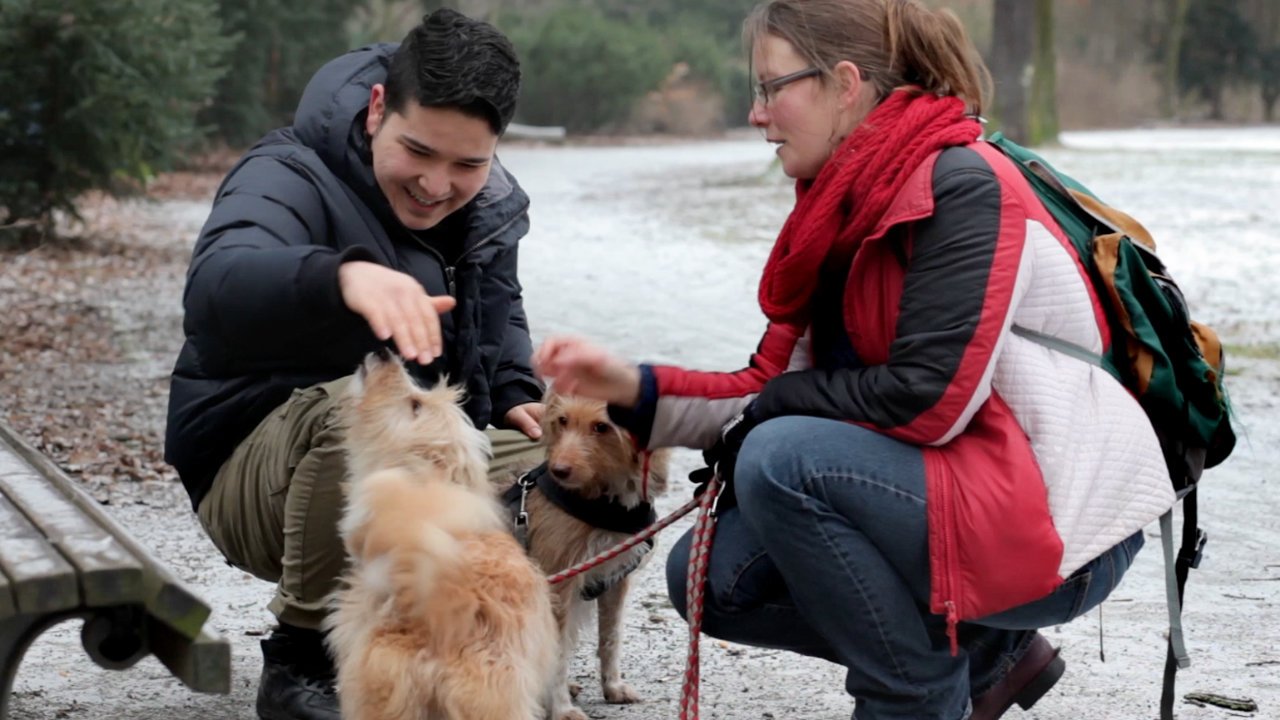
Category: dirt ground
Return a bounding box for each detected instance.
[0,162,1276,720]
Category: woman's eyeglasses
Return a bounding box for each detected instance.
[752,67,821,106]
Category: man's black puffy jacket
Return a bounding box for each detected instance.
[165,44,541,509]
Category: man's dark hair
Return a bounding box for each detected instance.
[384,9,521,135]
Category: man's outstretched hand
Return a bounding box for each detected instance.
[505,402,545,440]
[339,260,456,365]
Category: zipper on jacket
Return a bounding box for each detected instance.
[403,232,455,297]
[944,600,959,656]
[402,199,528,299]
[935,465,960,656]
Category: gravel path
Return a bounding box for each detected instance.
[1,134,1276,720]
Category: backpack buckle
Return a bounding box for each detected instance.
[1181,529,1208,569]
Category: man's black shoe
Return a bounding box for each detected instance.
[255,625,340,720]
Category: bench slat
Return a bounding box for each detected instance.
[0,566,15,620]
[0,451,145,608]
[0,493,79,615]
[148,618,232,694]
[0,426,211,638]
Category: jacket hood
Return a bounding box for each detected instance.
[291,43,528,257]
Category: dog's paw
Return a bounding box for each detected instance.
[553,707,589,720]
[567,681,582,698]
[603,680,642,704]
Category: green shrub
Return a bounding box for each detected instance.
[662,22,752,125]
[504,7,669,133]
[1178,0,1257,120]
[0,0,231,240]
[204,0,361,147]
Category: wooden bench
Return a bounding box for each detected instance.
[0,421,230,717]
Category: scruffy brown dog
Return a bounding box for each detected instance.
[501,392,671,720]
[326,352,558,720]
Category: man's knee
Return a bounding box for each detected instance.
[486,428,542,483]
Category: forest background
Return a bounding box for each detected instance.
[2,0,1279,243]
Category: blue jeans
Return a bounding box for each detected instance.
[666,416,1144,720]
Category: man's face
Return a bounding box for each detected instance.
[365,84,498,231]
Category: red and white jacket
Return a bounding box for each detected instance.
[619,143,1173,638]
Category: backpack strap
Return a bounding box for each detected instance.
[1012,321,1205,720]
[1010,325,1103,366]
[1160,488,1206,720]
[1159,509,1191,669]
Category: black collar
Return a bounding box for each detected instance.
[502,462,656,535]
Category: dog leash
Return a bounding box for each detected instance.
[530,442,723,720]
[679,475,722,720]
[544,490,702,586]
[542,447,663,586]
[540,477,723,720]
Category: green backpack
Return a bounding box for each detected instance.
[987,133,1236,720]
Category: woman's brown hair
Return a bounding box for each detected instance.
[743,0,993,115]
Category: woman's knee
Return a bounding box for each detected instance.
[665,529,692,620]
[664,531,757,644]
[734,417,809,514]
[664,510,786,624]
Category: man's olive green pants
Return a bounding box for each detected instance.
[196,376,543,630]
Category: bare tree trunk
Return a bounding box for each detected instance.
[1160,0,1192,119]
[1247,0,1280,123]
[1028,0,1058,145]
[990,0,1035,142]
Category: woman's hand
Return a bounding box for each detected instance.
[533,336,642,408]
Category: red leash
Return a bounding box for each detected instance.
[539,455,723,720]
[545,489,702,586]
[679,475,721,720]
[547,448,665,586]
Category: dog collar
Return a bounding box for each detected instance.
[503,462,657,536]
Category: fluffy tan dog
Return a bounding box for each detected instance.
[503,392,670,720]
[326,352,558,720]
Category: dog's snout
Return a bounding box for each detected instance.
[359,348,398,379]
[549,463,573,481]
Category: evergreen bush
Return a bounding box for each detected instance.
[204,0,362,146]
[504,7,669,132]
[0,0,231,241]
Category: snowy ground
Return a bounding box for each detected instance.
[2,127,1277,719]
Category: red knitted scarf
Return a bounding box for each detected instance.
[758,91,981,324]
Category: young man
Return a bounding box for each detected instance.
[164,10,544,720]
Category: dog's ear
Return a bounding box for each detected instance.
[642,447,673,497]
[539,387,563,436]
[541,384,562,407]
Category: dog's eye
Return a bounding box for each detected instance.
[557,416,568,427]
[410,398,422,416]
[591,422,611,435]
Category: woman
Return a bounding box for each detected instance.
[535,1,1173,718]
